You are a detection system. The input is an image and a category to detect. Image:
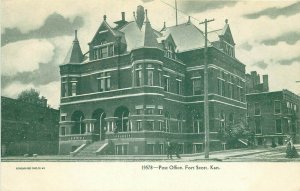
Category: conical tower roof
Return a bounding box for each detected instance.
[141,9,160,48]
[63,30,83,65]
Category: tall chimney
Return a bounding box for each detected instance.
[121,12,125,21]
[136,5,145,29]
[262,75,269,92]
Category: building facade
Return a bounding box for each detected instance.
[246,90,300,146]
[59,5,247,155]
[246,71,269,94]
[1,96,59,156]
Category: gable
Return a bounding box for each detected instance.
[90,21,122,46]
[165,34,177,49]
[221,25,235,45]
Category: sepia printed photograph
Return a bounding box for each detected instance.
[1,0,300,190]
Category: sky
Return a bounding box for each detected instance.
[1,0,300,109]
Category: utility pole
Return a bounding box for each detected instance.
[199,18,214,159]
[175,0,178,25]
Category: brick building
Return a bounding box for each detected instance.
[246,71,269,94]
[246,90,300,146]
[59,5,247,155]
[1,96,59,156]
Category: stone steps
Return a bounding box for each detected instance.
[76,141,107,156]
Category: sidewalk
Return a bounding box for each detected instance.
[1,146,276,162]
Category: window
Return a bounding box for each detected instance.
[61,127,66,136]
[158,144,164,155]
[193,144,203,153]
[193,78,202,95]
[147,70,153,86]
[146,108,154,115]
[164,76,169,92]
[228,83,233,99]
[137,121,141,131]
[217,79,225,96]
[61,116,66,121]
[274,101,281,114]
[229,113,234,124]
[246,103,250,117]
[99,78,105,92]
[98,72,111,91]
[220,111,225,130]
[254,103,260,115]
[136,64,143,86]
[177,114,183,133]
[71,82,77,96]
[147,121,154,130]
[100,46,108,58]
[62,82,68,97]
[275,119,282,134]
[158,109,163,115]
[193,114,203,134]
[136,109,142,115]
[94,44,114,60]
[108,45,114,57]
[255,118,262,134]
[291,120,297,133]
[106,78,111,90]
[165,43,176,59]
[177,120,183,133]
[159,121,163,131]
[165,113,170,132]
[158,72,162,87]
[240,88,244,102]
[176,79,181,95]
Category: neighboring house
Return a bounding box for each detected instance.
[1,96,59,156]
[59,5,247,155]
[246,90,300,146]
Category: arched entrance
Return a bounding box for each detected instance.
[92,109,106,140]
[71,110,85,134]
[114,106,130,132]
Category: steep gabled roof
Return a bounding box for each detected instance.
[63,30,83,65]
[119,15,161,51]
[157,34,177,49]
[208,20,235,45]
[162,23,209,53]
[90,16,125,44]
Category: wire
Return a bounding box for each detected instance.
[159,0,253,63]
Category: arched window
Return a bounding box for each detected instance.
[71,111,85,134]
[92,109,106,140]
[114,106,130,132]
[192,110,203,134]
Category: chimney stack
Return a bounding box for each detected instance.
[262,75,269,92]
[121,12,125,21]
[136,5,145,29]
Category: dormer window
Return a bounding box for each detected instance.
[222,41,235,57]
[93,41,114,60]
[165,43,176,59]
